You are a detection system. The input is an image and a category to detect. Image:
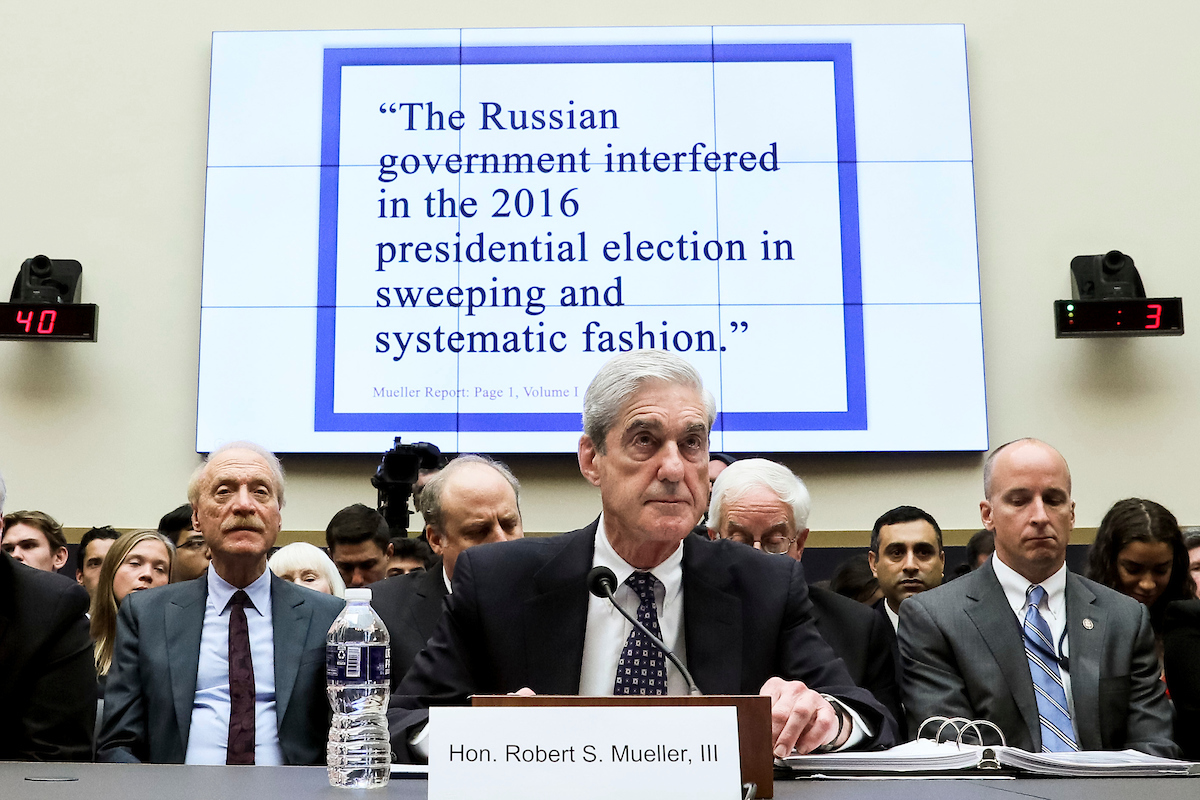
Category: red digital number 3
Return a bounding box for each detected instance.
[1146,303,1162,330]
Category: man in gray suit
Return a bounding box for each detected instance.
[898,438,1177,756]
[98,443,343,764]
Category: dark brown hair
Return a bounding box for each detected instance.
[1086,498,1194,632]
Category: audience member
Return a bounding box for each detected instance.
[411,443,450,509]
[373,454,524,687]
[966,528,995,570]
[708,452,736,486]
[387,536,434,577]
[2,509,69,573]
[76,526,121,598]
[98,442,343,764]
[90,530,175,679]
[268,542,345,598]
[708,458,903,736]
[160,502,210,582]
[326,503,393,588]
[1163,599,1200,759]
[1086,498,1195,638]
[0,472,96,761]
[707,458,806,557]
[389,351,895,761]
[868,505,945,631]
[829,552,883,605]
[1184,529,1200,599]
[899,438,1177,756]
[1,550,97,761]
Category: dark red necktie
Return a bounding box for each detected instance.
[227,589,255,765]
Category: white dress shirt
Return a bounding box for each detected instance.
[579,517,867,750]
[579,517,688,695]
[991,554,1075,720]
[883,601,900,631]
[185,567,284,765]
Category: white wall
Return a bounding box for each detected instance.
[2,1,1197,539]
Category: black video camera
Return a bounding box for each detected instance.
[371,438,448,535]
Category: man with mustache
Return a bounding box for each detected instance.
[97,443,344,764]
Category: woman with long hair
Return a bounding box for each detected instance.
[90,529,174,678]
[1086,498,1195,637]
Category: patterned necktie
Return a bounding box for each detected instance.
[613,571,667,695]
[1024,585,1078,753]
[227,589,256,765]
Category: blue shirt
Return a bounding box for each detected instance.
[185,567,284,765]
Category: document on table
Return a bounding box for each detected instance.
[779,739,1200,777]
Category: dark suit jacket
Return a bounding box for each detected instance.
[370,564,448,689]
[0,552,96,761]
[96,572,344,764]
[390,523,896,758]
[1164,599,1200,759]
[897,560,1178,756]
[810,586,904,739]
[871,598,904,691]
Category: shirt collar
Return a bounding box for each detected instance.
[883,601,900,631]
[442,565,452,596]
[207,564,273,616]
[594,515,684,603]
[991,552,1068,617]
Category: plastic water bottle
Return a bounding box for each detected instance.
[326,587,391,788]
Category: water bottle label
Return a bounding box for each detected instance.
[326,642,390,683]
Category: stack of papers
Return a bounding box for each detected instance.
[780,739,1200,777]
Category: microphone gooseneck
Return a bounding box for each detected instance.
[586,565,701,696]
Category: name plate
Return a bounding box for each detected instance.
[429,706,741,800]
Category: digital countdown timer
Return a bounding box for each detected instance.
[1054,298,1183,338]
[0,303,98,342]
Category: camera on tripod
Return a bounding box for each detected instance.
[371,438,449,535]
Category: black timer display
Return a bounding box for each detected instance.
[0,303,98,341]
[1054,298,1183,338]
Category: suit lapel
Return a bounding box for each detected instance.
[1065,572,1104,750]
[522,526,594,694]
[682,539,741,693]
[412,567,448,641]
[271,575,312,725]
[963,564,1041,748]
[0,557,13,651]
[165,579,208,752]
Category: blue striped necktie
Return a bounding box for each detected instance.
[1024,585,1079,752]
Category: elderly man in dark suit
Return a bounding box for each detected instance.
[390,351,896,761]
[372,454,524,687]
[97,443,343,764]
[706,458,903,737]
[898,438,1177,756]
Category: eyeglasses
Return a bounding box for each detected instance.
[177,539,209,552]
[725,532,797,555]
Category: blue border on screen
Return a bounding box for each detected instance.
[315,41,867,434]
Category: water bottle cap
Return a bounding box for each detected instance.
[344,588,372,603]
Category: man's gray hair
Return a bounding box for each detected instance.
[708,459,811,532]
[582,350,717,452]
[419,454,520,531]
[187,441,286,509]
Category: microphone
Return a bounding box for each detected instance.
[586,566,701,696]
